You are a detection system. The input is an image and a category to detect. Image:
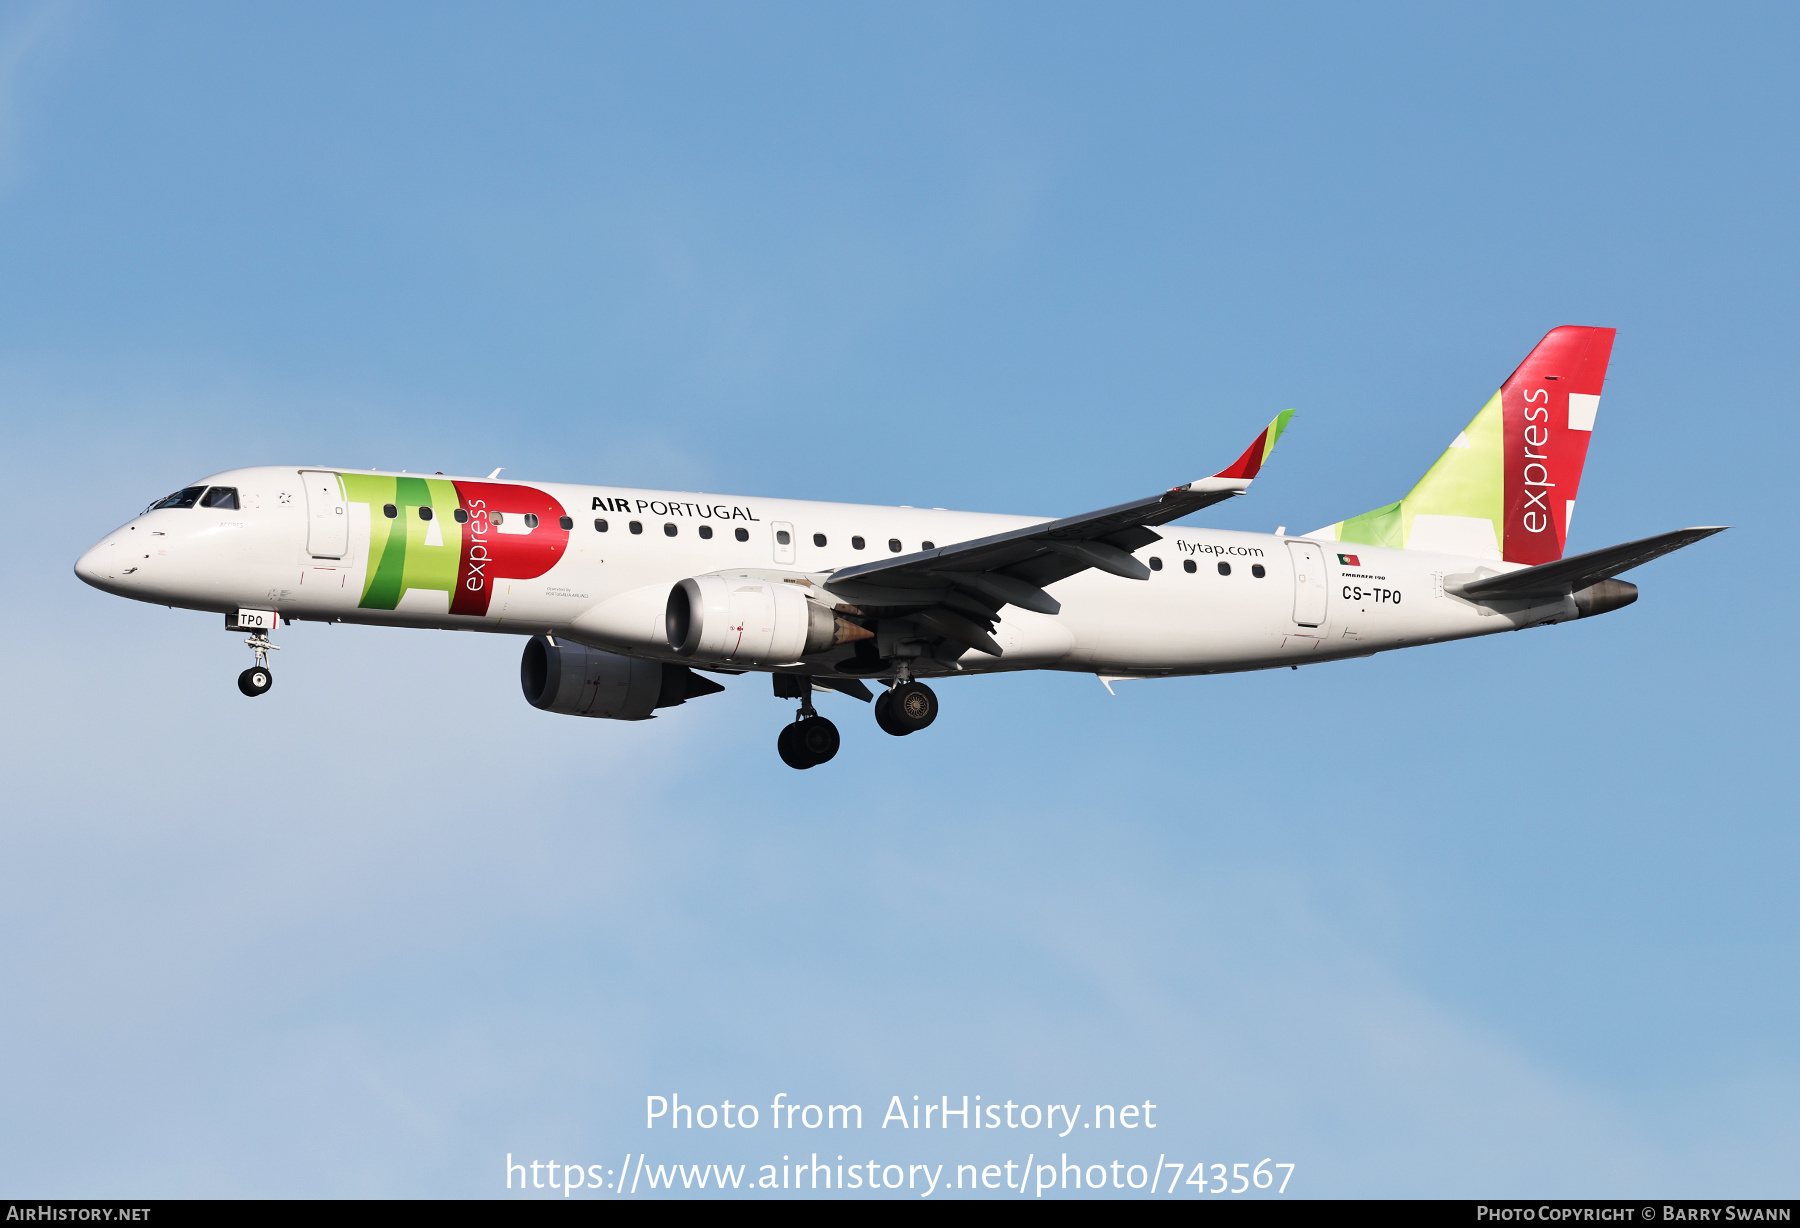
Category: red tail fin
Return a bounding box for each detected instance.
[1501,326,1615,564]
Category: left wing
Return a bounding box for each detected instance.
[823,411,1292,655]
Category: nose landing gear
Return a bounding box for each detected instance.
[237,624,280,697]
[773,673,840,769]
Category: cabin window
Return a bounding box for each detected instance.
[1183,559,1197,573]
[813,533,827,547]
[888,538,902,553]
[735,527,749,542]
[200,487,239,510]
[1149,556,1162,571]
[595,518,608,532]
[1217,561,1231,576]
[629,520,643,534]
[491,512,504,525]
[921,540,935,550]
[418,506,433,521]
[382,504,398,519]
[147,486,207,512]
[558,516,573,530]
[524,513,539,529]
[454,509,469,523]
[1251,563,1266,578]
[664,523,678,536]
[851,536,865,550]
[698,525,712,539]
[776,530,791,545]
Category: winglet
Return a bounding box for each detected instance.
[1176,409,1294,495]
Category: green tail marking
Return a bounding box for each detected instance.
[1324,389,1504,553]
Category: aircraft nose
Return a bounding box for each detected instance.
[74,538,117,589]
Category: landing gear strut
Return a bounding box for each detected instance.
[773,674,839,769]
[874,681,937,736]
[237,624,279,697]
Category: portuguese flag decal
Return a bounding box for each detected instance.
[1337,553,1360,566]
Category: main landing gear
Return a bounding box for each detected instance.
[778,715,840,770]
[770,675,940,767]
[773,674,839,770]
[236,622,280,697]
[875,681,937,736]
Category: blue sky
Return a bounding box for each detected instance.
[1,1,1795,1198]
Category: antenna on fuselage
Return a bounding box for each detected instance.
[487,468,504,479]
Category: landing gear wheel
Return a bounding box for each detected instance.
[238,666,273,697]
[777,723,809,768]
[777,716,840,769]
[885,681,937,733]
[797,716,839,764]
[874,689,910,736]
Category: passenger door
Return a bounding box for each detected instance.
[1287,540,1327,626]
[302,471,349,559]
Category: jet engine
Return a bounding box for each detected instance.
[520,634,723,720]
[664,575,871,664]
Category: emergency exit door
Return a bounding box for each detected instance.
[1287,540,1327,627]
[771,521,796,564]
[302,470,349,559]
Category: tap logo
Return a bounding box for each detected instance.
[449,481,568,616]
[339,475,569,616]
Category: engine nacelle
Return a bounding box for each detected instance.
[664,574,870,664]
[520,635,723,720]
[1573,578,1638,619]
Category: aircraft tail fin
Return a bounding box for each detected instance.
[1310,326,1616,563]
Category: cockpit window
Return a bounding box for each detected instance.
[147,486,207,512]
[200,486,240,510]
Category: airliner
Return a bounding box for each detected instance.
[75,327,1722,768]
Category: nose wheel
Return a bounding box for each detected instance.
[874,681,937,736]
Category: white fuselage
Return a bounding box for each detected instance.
[76,466,1573,679]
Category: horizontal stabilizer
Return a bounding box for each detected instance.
[1448,526,1727,600]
